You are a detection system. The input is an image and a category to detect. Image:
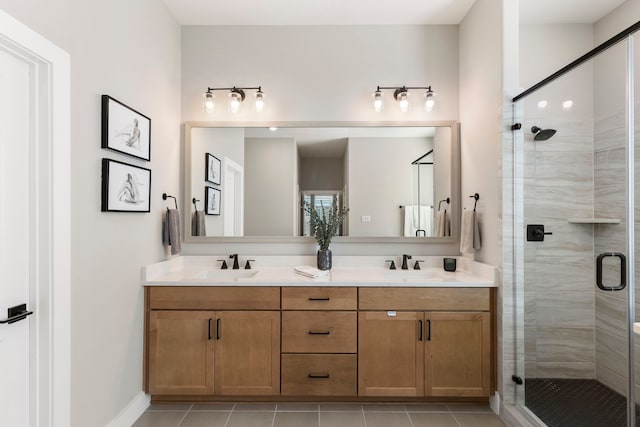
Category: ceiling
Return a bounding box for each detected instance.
[163,0,627,25]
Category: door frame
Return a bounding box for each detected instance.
[223,156,244,236]
[0,10,71,426]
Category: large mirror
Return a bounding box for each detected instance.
[183,122,459,243]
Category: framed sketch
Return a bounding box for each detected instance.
[101,95,151,161]
[206,153,221,185]
[205,186,221,215]
[101,158,151,212]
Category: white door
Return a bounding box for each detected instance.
[223,157,244,236]
[0,47,34,425]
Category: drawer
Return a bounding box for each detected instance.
[282,287,357,310]
[359,287,490,311]
[148,286,280,310]
[281,354,357,396]
[282,311,357,353]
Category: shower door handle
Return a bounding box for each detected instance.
[596,252,626,291]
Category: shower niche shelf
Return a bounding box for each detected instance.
[567,218,621,224]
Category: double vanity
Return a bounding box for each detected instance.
[142,256,497,403]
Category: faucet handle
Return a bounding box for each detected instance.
[245,259,255,270]
[385,260,396,270]
[413,260,424,270]
[217,259,228,269]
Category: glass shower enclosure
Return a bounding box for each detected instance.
[510,23,639,426]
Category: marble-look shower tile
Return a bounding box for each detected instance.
[597,363,628,397]
[534,183,593,220]
[534,256,594,292]
[596,332,627,375]
[594,110,626,152]
[535,362,595,378]
[536,327,595,362]
[595,293,627,339]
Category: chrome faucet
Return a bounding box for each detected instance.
[229,254,240,270]
[401,254,412,270]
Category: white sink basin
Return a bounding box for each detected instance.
[383,270,441,281]
[192,269,259,280]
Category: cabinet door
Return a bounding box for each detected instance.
[214,311,280,395]
[358,311,424,396]
[425,311,490,397]
[148,310,214,395]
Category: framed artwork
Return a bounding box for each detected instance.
[205,186,221,215]
[101,158,151,212]
[206,153,221,185]
[101,95,151,161]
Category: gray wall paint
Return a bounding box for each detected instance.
[0,1,181,425]
[299,158,344,191]
[244,137,295,236]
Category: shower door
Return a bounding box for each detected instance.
[512,36,637,427]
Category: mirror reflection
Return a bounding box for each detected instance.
[187,125,455,239]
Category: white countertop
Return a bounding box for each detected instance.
[143,256,497,288]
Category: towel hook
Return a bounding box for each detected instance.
[162,193,178,210]
[192,198,200,211]
[438,197,450,211]
[469,193,479,211]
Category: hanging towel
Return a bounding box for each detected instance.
[403,205,432,237]
[435,209,451,237]
[162,208,182,255]
[460,210,481,253]
[191,210,206,236]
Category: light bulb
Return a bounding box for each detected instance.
[537,100,548,109]
[562,100,573,110]
[255,90,264,112]
[229,92,242,113]
[373,90,383,112]
[203,92,214,113]
[398,92,409,112]
[424,90,435,112]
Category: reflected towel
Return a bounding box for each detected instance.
[191,210,206,236]
[435,209,451,237]
[460,210,481,253]
[162,208,181,255]
[403,205,432,237]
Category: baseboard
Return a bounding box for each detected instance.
[489,391,500,414]
[501,403,543,427]
[106,391,150,427]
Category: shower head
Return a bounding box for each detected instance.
[531,126,557,141]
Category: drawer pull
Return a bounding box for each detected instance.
[308,330,331,335]
[308,373,330,379]
[308,297,330,301]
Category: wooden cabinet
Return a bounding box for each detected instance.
[144,285,494,401]
[425,312,491,397]
[148,310,214,395]
[357,287,493,398]
[145,287,280,397]
[214,311,280,395]
[281,287,357,397]
[358,311,424,397]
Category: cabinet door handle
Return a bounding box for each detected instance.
[308,297,330,301]
[426,319,431,341]
[308,373,330,379]
[216,318,221,340]
[208,318,212,340]
[418,320,423,341]
[308,330,331,335]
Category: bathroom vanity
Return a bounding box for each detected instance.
[142,256,496,403]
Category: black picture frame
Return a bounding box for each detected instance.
[101,158,151,212]
[101,95,151,161]
[205,186,221,215]
[205,153,221,185]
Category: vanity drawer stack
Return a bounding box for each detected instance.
[280,287,357,396]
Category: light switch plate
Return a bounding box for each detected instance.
[361,215,371,223]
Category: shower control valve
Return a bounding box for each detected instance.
[527,224,552,242]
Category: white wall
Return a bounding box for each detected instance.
[0,1,181,425]
[244,137,296,236]
[181,25,462,255]
[459,0,503,266]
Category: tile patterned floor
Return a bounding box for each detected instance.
[132,403,507,427]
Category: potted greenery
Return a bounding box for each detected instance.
[306,201,348,270]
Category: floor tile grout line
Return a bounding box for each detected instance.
[405,407,415,427]
[270,408,277,427]
[451,412,463,427]
[222,408,233,427]
[175,404,193,427]
[361,405,368,427]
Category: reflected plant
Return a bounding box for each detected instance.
[304,201,348,251]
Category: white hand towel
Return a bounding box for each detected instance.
[460,210,481,253]
[294,266,329,279]
[403,205,432,237]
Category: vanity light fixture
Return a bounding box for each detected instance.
[203,86,265,114]
[373,85,436,113]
